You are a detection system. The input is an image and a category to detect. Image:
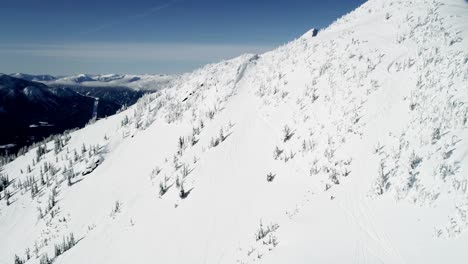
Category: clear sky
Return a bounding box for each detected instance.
[0,0,366,75]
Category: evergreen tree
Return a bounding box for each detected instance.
[25,248,30,260]
[5,189,10,206]
[14,254,24,264]
[73,149,79,162]
[54,136,61,154]
[39,253,51,264]
[81,144,87,155]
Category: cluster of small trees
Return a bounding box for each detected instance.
[35,144,48,162]
[41,162,58,179]
[39,253,52,264]
[0,154,15,167]
[175,176,191,199]
[266,172,276,182]
[110,200,122,218]
[159,176,169,197]
[158,163,193,199]
[13,232,76,264]
[29,176,40,198]
[48,187,57,210]
[179,182,189,199]
[0,131,73,167]
[206,108,216,120]
[53,134,70,155]
[14,254,24,264]
[54,233,76,257]
[272,145,295,163]
[242,220,280,262]
[0,170,10,204]
[263,233,279,248]
[301,139,316,154]
[255,221,279,241]
[409,151,422,170]
[154,118,205,198]
[210,127,228,148]
[3,131,80,206]
[273,146,283,160]
[282,125,294,142]
[305,85,319,103]
[372,140,427,197]
[120,115,130,127]
[37,187,58,220]
[153,108,235,201]
[177,136,188,156]
[65,168,75,186]
[271,125,296,163]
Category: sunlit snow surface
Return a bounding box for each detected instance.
[1,0,467,263]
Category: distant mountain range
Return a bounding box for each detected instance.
[9,73,57,82]
[10,72,176,90]
[0,73,176,153]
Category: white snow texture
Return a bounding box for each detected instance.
[1,0,468,263]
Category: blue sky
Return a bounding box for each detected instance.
[0,0,365,75]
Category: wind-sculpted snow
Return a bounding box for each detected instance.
[1,0,467,263]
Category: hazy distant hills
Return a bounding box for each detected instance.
[9,73,58,82]
[0,74,160,153]
[9,72,177,90]
[0,75,97,152]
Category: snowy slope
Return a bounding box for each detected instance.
[1,0,468,263]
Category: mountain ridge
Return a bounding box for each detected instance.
[0,75,144,154]
[8,72,177,91]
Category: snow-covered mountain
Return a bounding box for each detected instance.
[9,73,177,91]
[9,73,58,82]
[1,0,467,263]
[44,73,176,91]
[0,74,59,108]
[0,75,143,154]
[0,75,97,150]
